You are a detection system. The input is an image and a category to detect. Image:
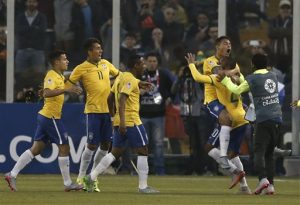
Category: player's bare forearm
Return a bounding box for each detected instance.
[108,92,116,116]
[43,88,65,98]
[119,93,127,135]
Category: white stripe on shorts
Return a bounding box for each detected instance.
[52,118,62,144]
[136,125,146,146]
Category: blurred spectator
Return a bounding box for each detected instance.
[164,0,188,26]
[182,0,218,22]
[0,0,6,26]
[38,0,55,56]
[53,0,74,56]
[121,0,139,32]
[185,12,210,53]
[172,64,215,175]
[238,39,268,75]
[198,22,218,57]
[100,17,127,62]
[144,27,169,67]
[140,52,174,175]
[138,0,164,48]
[15,87,38,103]
[268,0,293,76]
[157,6,184,70]
[15,0,47,91]
[120,32,144,66]
[158,6,184,49]
[70,0,107,65]
[0,27,6,101]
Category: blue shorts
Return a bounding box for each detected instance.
[206,100,225,119]
[112,124,148,148]
[34,114,68,145]
[207,124,250,154]
[86,113,113,145]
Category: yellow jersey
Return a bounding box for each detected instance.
[68,59,119,114]
[203,56,219,104]
[203,56,240,104]
[111,72,142,127]
[189,63,248,128]
[39,70,65,119]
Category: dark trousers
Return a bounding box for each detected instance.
[253,120,280,184]
[183,115,214,174]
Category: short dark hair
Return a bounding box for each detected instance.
[125,32,136,39]
[48,50,66,66]
[83,38,101,53]
[145,51,161,64]
[127,54,141,69]
[221,56,236,70]
[215,36,230,46]
[252,53,268,70]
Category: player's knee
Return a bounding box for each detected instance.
[204,144,213,154]
[228,151,237,159]
[111,148,123,159]
[58,144,70,156]
[87,143,98,151]
[136,146,148,156]
[30,147,42,156]
[100,141,111,151]
[218,110,232,126]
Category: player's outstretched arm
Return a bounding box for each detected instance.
[185,53,213,84]
[43,85,82,98]
[119,93,128,136]
[108,92,116,117]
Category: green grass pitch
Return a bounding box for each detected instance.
[0,174,299,205]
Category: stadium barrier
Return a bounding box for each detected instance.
[0,103,86,174]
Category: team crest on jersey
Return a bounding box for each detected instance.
[47,78,52,84]
[101,64,107,69]
[126,82,131,89]
[264,79,276,93]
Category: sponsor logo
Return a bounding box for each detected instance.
[264,79,276,93]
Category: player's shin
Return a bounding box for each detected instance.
[137,156,148,189]
[90,153,116,181]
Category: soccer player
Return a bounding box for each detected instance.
[65,38,120,192]
[202,36,240,169]
[4,50,83,192]
[221,53,282,195]
[83,55,159,194]
[185,53,251,194]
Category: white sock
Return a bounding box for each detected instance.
[78,147,94,178]
[231,156,248,187]
[11,149,34,178]
[208,148,237,173]
[90,153,115,181]
[137,156,148,189]
[92,148,108,171]
[58,156,72,186]
[219,126,232,156]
